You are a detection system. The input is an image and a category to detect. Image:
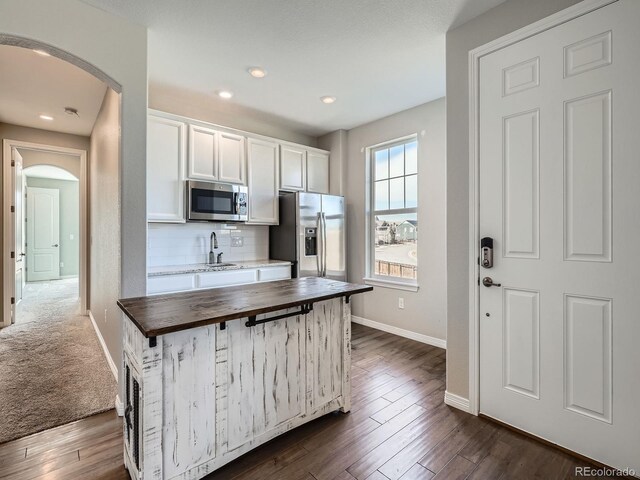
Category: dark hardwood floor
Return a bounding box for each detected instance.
[0,323,620,480]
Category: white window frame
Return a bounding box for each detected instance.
[364,134,419,292]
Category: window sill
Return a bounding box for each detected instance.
[363,278,419,292]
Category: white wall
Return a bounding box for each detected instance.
[0,0,148,395]
[149,83,317,147]
[18,141,83,179]
[318,129,348,196]
[89,88,121,382]
[148,223,268,268]
[345,97,447,343]
[445,0,582,400]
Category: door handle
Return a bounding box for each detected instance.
[482,277,501,287]
[322,213,327,277]
[316,213,322,275]
[52,244,59,247]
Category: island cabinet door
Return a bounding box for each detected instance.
[161,327,218,479]
[305,298,344,411]
[220,312,306,452]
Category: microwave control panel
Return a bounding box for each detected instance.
[237,193,248,215]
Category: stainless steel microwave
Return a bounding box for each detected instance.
[186,180,248,222]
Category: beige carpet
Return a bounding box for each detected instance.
[0,279,117,444]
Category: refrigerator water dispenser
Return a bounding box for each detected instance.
[304,228,317,256]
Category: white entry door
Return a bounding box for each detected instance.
[479,0,640,471]
[11,148,25,322]
[26,187,60,282]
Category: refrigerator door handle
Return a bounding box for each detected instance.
[322,212,328,277]
[316,212,322,276]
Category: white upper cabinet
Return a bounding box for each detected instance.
[280,145,306,191]
[280,144,330,194]
[188,125,246,184]
[148,114,187,223]
[247,138,279,225]
[147,110,330,225]
[188,124,218,181]
[218,132,246,184]
[306,151,330,194]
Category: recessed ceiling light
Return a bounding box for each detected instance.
[248,67,267,78]
[39,114,54,121]
[320,96,336,104]
[33,49,50,57]
[217,90,234,99]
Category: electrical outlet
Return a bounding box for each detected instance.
[231,236,244,247]
[60,261,64,268]
[104,308,108,323]
[398,297,405,309]
[70,233,74,240]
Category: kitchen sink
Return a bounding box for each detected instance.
[205,263,236,268]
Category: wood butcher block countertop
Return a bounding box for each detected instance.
[117,277,373,338]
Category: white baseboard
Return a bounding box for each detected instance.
[88,310,118,381]
[444,391,472,413]
[115,395,124,416]
[351,315,446,349]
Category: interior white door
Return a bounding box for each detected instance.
[26,187,60,282]
[479,0,640,471]
[14,149,24,302]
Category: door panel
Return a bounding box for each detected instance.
[218,132,245,184]
[307,152,329,194]
[26,187,60,281]
[188,124,218,181]
[321,195,345,281]
[13,148,24,311]
[225,312,305,451]
[298,192,321,278]
[564,294,612,423]
[502,109,539,259]
[147,115,186,222]
[246,138,279,224]
[280,145,306,191]
[564,91,612,262]
[479,0,640,471]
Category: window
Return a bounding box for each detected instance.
[367,136,418,289]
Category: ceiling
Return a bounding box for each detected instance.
[0,45,107,136]
[80,0,506,136]
[23,164,78,181]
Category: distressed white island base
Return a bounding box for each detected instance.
[121,293,357,480]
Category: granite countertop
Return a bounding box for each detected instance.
[148,259,292,277]
[118,277,373,337]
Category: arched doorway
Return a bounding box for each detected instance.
[0,42,119,443]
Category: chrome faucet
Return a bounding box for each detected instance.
[209,231,218,264]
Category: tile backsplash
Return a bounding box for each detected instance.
[148,222,269,268]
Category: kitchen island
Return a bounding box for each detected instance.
[117,277,372,480]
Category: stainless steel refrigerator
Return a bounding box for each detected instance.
[269,191,346,281]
